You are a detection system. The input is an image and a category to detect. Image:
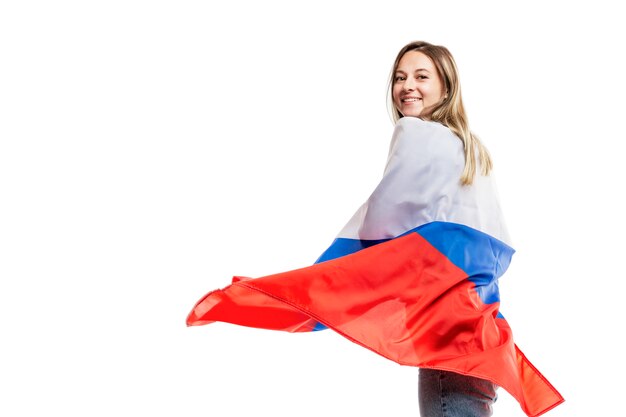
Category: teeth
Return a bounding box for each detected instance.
[402,98,421,102]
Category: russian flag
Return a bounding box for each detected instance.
[187,117,564,416]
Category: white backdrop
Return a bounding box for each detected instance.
[1,1,624,416]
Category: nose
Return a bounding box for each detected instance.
[402,77,416,91]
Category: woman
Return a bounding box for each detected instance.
[187,41,563,417]
[389,40,501,417]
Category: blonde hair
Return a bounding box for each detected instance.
[387,41,492,185]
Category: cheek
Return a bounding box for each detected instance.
[392,86,401,105]
[424,85,441,102]
[432,82,445,100]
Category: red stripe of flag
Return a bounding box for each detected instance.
[187,232,563,416]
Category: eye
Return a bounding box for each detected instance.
[394,75,406,82]
[417,75,428,80]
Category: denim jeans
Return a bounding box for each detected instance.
[418,368,498,417]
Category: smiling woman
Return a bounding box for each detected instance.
[187,40,563,417]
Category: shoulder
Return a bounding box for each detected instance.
[392,117,462,158]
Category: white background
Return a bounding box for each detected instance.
[1,1,624,416]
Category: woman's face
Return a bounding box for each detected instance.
[392,50,445,118]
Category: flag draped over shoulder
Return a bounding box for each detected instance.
[187,117,564,417]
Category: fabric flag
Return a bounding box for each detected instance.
[187,117,564,417]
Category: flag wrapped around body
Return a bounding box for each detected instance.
[187,117,564,417]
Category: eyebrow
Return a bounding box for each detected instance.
[395,68,432,74]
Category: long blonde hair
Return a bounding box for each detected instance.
[387,41,492,185]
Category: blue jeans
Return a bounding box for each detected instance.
[418,369,498,417]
